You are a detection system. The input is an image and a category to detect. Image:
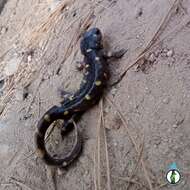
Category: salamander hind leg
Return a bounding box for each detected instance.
[61,119,74,137]
[61,113,83,137]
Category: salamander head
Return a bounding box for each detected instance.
[80,28,103,55]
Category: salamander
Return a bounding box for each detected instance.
[34,27,125,167]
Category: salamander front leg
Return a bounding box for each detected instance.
[102,48,127,59]
[76,61,86,71]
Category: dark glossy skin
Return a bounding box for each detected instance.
[34,28,109,167]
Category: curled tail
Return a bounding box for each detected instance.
[34,106,82,167]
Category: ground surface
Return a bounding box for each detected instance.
[0,0,190,189]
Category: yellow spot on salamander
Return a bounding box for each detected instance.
[95,80,102,86]
[69,95,74,100]
[104,72,108,79]
[85,64,90,68]
[36,148,45,158]
[62,161,67,167]
[85,94,91,100]
[64,111,69,115]
[84,71,89,75]
[64,94,69,98]
[44,114,51,122]
[82,80,87,84]
[86,49,92,53]
[95,57,100,61]
[56,103,62,107]
[107,51,112,57]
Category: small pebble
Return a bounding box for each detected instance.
[154,50,161,57]
[55,140,59,145]
[48,0,61,11]
[113,141,118,146]
[15,88,24,101]
[162,48,168,53]
[134,104,139,109]
[175,114,184,126]
[167,128,172,133]
[72,10,77,17]
[163,119,168,125]
[135,7,143,18]
[23,88,29,99]
[134,64,140,72]
[27,55,32,63]
[0,78,5,90]
[157,119,164,125]
[145,87,151,94]
[104,107,109,114]
[3,57,21,76]
[163,97,170,104]
[13,43,17,49]
[153,136,161,145]
[167,61,173,67]
[84,170,89,176]
[111,87,117,96]
[39,40,45,49]
[0,27,7,35]
[166,49,174,57]
[79,155,88,165]
[172,124,178,128]
[46,166,54,177]
[148,53,156,62]
[57,168,64,176]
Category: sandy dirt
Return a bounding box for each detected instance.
[0,0,190,189]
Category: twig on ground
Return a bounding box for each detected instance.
[140,0,180,56]
[110,55,145,86]
[93,100,103,190]
[156,182,168,189]
[93,1,116,12]
[97,100,102,190]
[19,151,36,163]
[93,138,98,190]
[7,150,20,166]
[105,96,153,190]
[101,99,112,190]
[111,0,181,87]
[28,0,73,46]
[10,177,34,190]
[46,166,58,190]
[45,124,56,143]
[126,135,145,190]
[111,175,149,189]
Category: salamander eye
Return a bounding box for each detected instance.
[92,28,101,37]
[95,29,100,35]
